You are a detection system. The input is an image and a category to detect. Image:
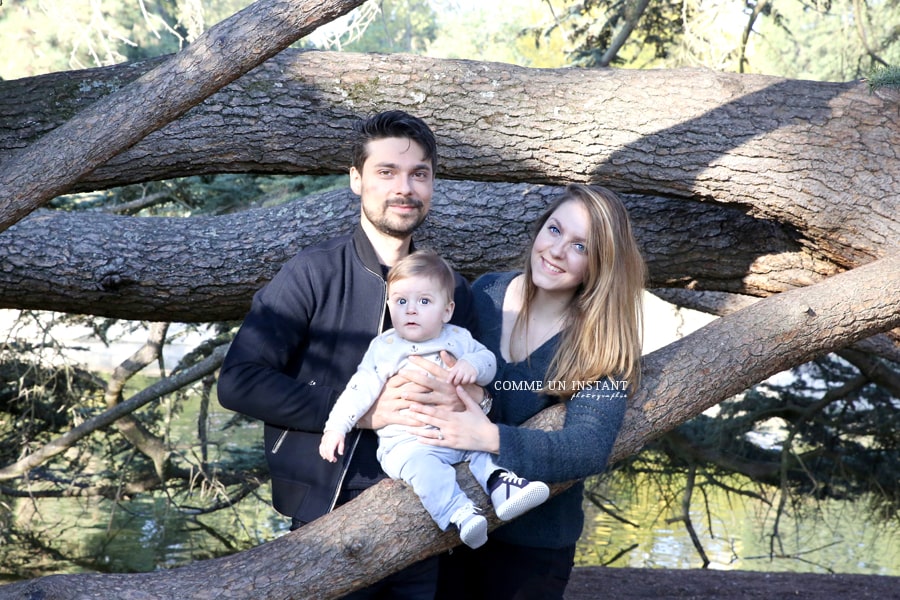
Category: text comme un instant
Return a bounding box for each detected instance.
[493,379,629,393]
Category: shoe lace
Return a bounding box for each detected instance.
[499,472,526,487]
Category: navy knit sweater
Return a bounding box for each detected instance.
[473,271,628,549]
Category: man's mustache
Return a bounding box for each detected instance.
[386,199,424,208]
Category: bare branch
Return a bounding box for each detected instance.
[0,0,367,232]
[0,343,228,481]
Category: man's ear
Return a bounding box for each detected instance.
[349,166,362,195]
[443,300,455,323]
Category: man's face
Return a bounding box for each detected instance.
[350,137,434,239]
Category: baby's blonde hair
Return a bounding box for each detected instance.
[387,250,455,302]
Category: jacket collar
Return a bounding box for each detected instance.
[352,225,417,274]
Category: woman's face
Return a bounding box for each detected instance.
[530,199,591,295]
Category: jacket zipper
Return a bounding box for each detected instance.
[326,265,387,512]
[271,428,288,454]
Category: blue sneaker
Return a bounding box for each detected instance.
[489,471,550,521]
[450,503,488,549]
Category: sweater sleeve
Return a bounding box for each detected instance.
[494,378,628,483]
[323,339,387,434]
[454,328,498,387]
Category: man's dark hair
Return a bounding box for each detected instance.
[351,110,438,173]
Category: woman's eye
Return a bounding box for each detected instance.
[573,243,586,254]
[548,225,560,235]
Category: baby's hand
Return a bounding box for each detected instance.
[447,360,478,385]
[319,431,345,463]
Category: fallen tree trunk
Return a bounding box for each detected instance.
[3,251,898,599]
[0,182,838,321]
[1,51,896,267]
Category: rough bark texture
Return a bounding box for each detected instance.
[0,9,898,596]
[0,182,839,321]
[0,0,366,232]
[1,50,896,268]
[1,250,897,599]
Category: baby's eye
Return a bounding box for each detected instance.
[420,298,430,305]
[397,298,407,305]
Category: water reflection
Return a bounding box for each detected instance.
[3,399,898,580]
[576,471,900,576]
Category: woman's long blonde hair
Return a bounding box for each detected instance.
[518,184,646,398]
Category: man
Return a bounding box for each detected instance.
[217,110,477,598]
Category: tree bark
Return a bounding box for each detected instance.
[1,50,897,268]
[2,251,898,599]
[0,181,842,320]
[0,0,367,232]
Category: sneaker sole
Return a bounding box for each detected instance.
[494,482,550,521]
[459,515,488,549]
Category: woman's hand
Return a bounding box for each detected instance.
[406,384,501,454]
[357,351,487,429]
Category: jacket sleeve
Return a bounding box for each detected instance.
[322,341,385,434]
[493,378,628,483]
[217,255,337,432]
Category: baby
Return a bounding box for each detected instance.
[319,250,549,548]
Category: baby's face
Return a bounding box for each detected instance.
[387,275,454,342]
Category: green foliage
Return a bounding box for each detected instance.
[50,173,347,216]
[426,1,567,67]
[508,0,900,79]
[313,0,439,54]
[613,353,900,522]
[867,64,900,90]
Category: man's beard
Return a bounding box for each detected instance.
[364,199,427,238]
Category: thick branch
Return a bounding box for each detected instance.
[1,51,896,265]
[0,0,366,232]
[2,253,898,599]
[0,183,839,321]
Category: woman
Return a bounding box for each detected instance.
[407,183,646,599]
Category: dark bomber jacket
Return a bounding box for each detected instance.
[217,226,476,524]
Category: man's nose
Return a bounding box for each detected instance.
[395,176,413,196]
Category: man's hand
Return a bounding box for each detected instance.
[356,371,429,430]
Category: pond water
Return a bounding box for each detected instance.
[576,471,900,576]
[2,396,898,581]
